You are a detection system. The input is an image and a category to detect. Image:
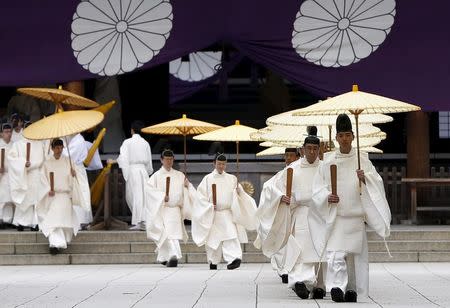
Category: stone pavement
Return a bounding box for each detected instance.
[1,263,450,308]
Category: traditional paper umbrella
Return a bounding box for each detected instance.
[267,112,392,151]
[142,114,222,172]
[258,124,381,145]
[17,86,99,111]
[268,110,393,127]
[93,100,116,114]
[256,146,286,157]
[293,85,420,170]
[23,110,104,169]
[193,120,258,179]
[362,147,383,154]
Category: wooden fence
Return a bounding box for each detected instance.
[99,164,450,224]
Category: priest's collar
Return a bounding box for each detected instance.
[212,168,226,176]
[160,166,172,173]
[336,147,356,158]
[301,156,320,167]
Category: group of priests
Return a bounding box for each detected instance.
[119,115,390,303]
[0,114,391,303]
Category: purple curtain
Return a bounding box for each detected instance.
[0,0,449,110]
[169,52,244,104]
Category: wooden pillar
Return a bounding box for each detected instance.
[406,111,429,178]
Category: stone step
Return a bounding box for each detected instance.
[366,230,450,241]
[4,240,450,256]
[368,240,450,251]
[3,229,450,244]
[2,251,443,265]
[0,252,269,265]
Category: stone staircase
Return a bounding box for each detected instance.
[1,226,450,265]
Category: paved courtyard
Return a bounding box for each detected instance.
[1,263,449,307]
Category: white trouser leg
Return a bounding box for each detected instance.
[3,203,14,223]
[157,239,182,262]
[326,250,348,292]
[271,247,288,276]
[288,262,317,290]
[222,238,242,264]
[206,243,223,265]
[13,205,37,227]
[48,228,69,249]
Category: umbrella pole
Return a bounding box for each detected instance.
[328,125,332,151]
[350,109,363,192]
[64,136,74,170]
[236,141,240,181]
[183,134,187,174]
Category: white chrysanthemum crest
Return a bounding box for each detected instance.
[292,0,396,67]
[71,0,173,76]
[169,52,222,82]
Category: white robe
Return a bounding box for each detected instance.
[254,167,288,275]
[145,167,195,261]
[256,158,322,279]
[255,165,291,259]
[309,148,391,296]
[63,134,92,225]
[117,134,153,225]
[36,156,81,248]
[192,170,257,251]
[287,158,324,289]
[11,128,23,143]
[8,138,47,227]
[0,139,14,223]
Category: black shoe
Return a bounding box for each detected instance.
[331,287,345,302]
[345,290,358,302]
[0,223,5,230]
[312,287,326,299]
[227,258,241,270]
[160,261,167,266]
[166,257,178,267]
[281,274,288,284]
[49,247,59,255]
[209,263,217,270]
[17,225,24,232]
[293,282,310,299]
[31,226,39,232]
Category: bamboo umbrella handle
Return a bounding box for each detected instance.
[165,176,170,197]
[330,164,337,196]
[26,142,31,163]
[212,184,217,206]
[1,148,4,170]
[286,168,293,198]
[50,172,54,192]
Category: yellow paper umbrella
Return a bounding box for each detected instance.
[194,120,258,178]
[90,162,112,208]
[23,110,103,171]
[83,128,106,167]
[142,114,222,172]
[18,86,99,110]
[93,101,116,115]
[293,85,420,170]
[23,110,104,140]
